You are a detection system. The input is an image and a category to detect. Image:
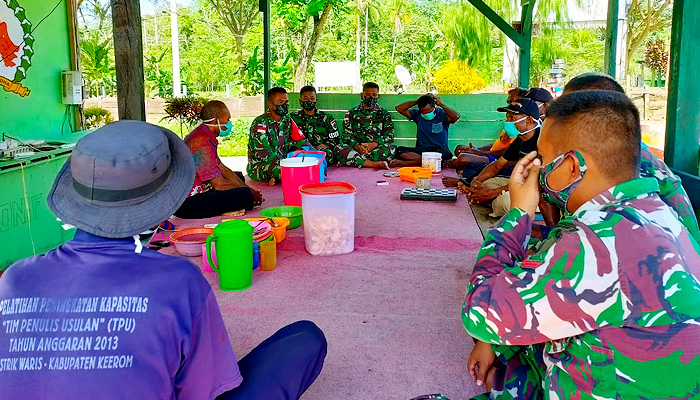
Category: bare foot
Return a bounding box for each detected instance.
[442,176,460,187]
[222,209,246,217]
[364,160,389,170]
[389,158,416,168]
[267,178,276,186]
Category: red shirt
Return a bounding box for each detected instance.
[183,124,222,197]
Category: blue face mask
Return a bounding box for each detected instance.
[504,116,541,138]
[421,111,436,120]
[204,118,233,137]
[219,121,233,137]
[503,116,527,138]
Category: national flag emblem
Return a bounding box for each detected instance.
[291,119,306,141]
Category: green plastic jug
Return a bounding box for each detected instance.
[206,220,253,291]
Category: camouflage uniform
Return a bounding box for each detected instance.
[247,112,310,182]
[640,143,700,243]
[291,109,340,164]
[337,103,395,168]
[463,177,700,399]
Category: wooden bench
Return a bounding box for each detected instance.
[288,93,508,150]
[288,93,510,238]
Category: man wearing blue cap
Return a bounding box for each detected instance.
[462,98,541,217]
[0,121,326,399]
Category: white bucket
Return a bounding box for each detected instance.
[422,152,442,174]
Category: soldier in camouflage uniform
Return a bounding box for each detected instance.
[247,87,311,184]
[561,72,700,244]
[337,82,395,169]
[291,85,341,164]
[463,91,700,400]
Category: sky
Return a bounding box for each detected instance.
[140,0,195,16]
[138,0,611,21]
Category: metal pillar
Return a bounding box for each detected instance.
[171,0,182,97]
[259,0,271,95]
[665,0,700,175]
[518,1,535,88]
[604,0,619,77]
[465,0,534,88]
[111,0,146,120]
[604,0,627,81]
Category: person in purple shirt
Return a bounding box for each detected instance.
[0,121,326,399]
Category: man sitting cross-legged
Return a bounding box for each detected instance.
[463,90,700,399]
[290,85,341,165]
[0,121,327,400]
[390,93,460,167]
[337,82,395,169]
[445,88,552,188]
[176,100,264,219]
[443,88,525,186]
[247,87,311,185]
[458,98,541,218]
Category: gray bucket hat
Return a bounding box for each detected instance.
[48,120,195,238]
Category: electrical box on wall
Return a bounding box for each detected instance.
[61,71,83,105]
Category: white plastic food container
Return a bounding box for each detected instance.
[421,151,442,173]
[299,181,357,256]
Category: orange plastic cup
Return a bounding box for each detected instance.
[260,240,277,271]
[270,217,290,243]
[246,217,290,243]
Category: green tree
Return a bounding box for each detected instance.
[387,0,412,63]
[354,0,383,73]
[80,29,115,97]
[144,50,173,97]
[626,0,673,75]
[275,0,339,90]
[78,0,111,32]
[644,38,669,86]
[208,0,260,69]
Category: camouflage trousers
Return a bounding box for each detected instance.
[246,159,281,183]
[315,146,337,165]
[471,344,546,400]
[337,144,396,168]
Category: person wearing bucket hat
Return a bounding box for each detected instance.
[0,121,327,399]
[457,99,542,218]
[176,100,264,219]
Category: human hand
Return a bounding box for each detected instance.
[509,151,542,219]
[316,144,329,150]
[250,188,264,206]
[467,340,496,387]
[466,187,501,204]
[365,142,379,152]
[354,144,369,155]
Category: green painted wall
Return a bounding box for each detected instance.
[0,154,75,269]
[288,93,508,149]
[0,0,76,140]
[0,0,79,269]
